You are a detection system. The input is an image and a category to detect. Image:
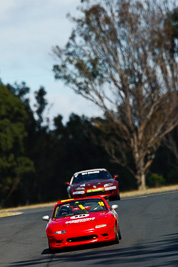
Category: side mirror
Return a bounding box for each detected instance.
[42,215,50,222]
[113,175,118,180]
[65,182,70,186]
[111,204,118,210]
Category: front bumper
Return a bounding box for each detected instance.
[47,226,115,249]
[71,187,118,199]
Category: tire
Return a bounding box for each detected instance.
[48,245,52,253]
[109,191,120,201]
[48,242,55,253]
[116,191,121,200]
[118,224,122,240]
[114,225,120,244]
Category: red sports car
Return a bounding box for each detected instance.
[42,196,122,251]
[65,168,120,200]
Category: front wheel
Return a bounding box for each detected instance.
[109,191,120,201]
[116,191,120,200]
[48,243,52,253]
[118,224,122,240]
[48,242,56,253]
[114,225,120,244]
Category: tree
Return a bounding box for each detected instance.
[170,7,178,57]
[0,84,34,207]
[5,84,52,205]
[163,126,178,168]
[52,0,178,189]
[34,87,48,126]
[23,87,51,204]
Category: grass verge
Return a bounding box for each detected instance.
[120,184,178,198]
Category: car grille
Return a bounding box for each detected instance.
[67,235,98,243]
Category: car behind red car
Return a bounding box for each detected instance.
[42,196,121,251]
[65,168,120,200]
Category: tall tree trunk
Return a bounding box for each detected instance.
[134,150,147,190]
[136,172,146,190]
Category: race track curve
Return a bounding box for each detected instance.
[0,191,178,267]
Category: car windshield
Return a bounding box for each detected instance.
[72,170,112,184]
[53,198,108,219]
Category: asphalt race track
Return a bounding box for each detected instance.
[0,191,178,267]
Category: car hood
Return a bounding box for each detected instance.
[71,179,115,189]
[50,211,114,231]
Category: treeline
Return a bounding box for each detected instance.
[0,81,178,208]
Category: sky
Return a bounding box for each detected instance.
[0,0,102,125]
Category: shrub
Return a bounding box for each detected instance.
[147,173,166,188]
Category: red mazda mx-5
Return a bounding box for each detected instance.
[65,168,120,200]
[42,196,122,251]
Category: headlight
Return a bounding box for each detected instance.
[95,224,107,228]
[73,191,85,194]
[105,186,116,191]
[104,183,113,187]
[55,230,66,234]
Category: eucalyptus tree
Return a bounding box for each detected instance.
[52,0,178,189]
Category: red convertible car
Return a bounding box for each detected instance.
[42,196,122,251]
[65,168,120,200]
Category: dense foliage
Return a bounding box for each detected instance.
[0,83,34,207]
[0,82,177,208]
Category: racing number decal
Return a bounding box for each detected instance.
[98,201,104,206]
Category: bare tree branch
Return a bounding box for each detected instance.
[52,0,178,189]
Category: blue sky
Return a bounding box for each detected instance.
[0,0,102,124]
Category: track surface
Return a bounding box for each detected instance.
[0,192,178,267]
